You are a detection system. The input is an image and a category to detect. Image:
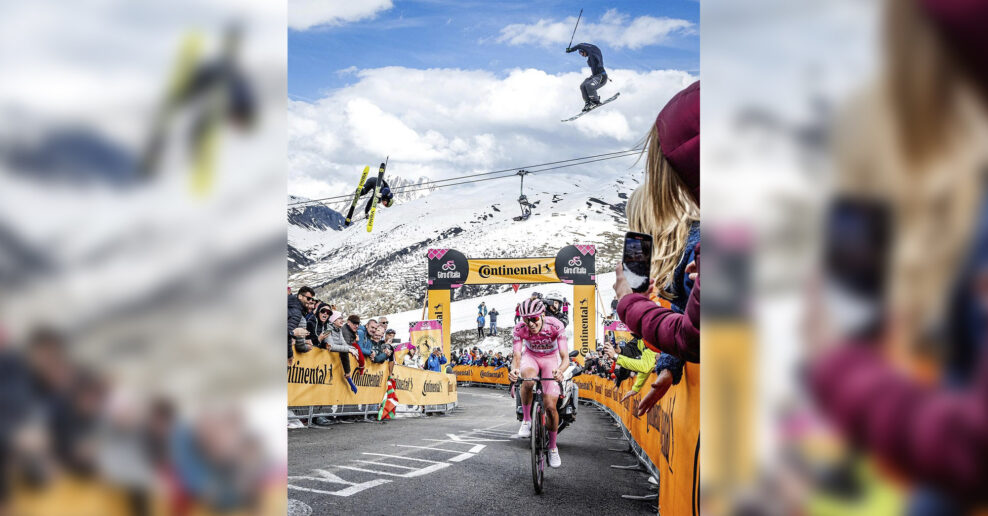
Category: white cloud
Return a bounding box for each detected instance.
[288,0,393,31]
[496,9,693,50]
[288,65,696,199]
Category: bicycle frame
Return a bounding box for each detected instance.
[518,376,558,494]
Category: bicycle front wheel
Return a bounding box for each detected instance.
[531,400,545,494]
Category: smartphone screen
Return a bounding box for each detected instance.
[623,232,653,293]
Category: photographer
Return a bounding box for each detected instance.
[423,347,447,372]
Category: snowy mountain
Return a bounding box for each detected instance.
[288,162,641,317]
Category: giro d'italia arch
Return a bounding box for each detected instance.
[426,245,597,358]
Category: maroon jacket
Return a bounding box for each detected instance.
[810,345,988,502]
[616,260,700,363]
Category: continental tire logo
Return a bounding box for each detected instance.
[479,370,504,379]
[477,264,551,278]
[288,362,333,385]
[394,377,413,392]
[422,379,443,396]
[579,298,590,355]
[353,371,384,387]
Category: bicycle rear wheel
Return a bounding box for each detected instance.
[531,400,545,494]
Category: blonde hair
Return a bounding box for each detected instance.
[627,125,699,300]
[833,0,988,354]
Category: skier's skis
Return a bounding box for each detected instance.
[561,92,620,122]
[366,158,388,233]
[344,166,371,226]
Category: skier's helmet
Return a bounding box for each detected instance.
[381,187,394,207]
[518,298,545,318]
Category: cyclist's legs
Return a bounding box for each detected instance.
[529,352,561,433]
[519,353,540,422]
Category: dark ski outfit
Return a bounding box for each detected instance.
[567,43,607,107]
[360,176,394,215]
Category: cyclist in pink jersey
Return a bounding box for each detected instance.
[508,297,570,467]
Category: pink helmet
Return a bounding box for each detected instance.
[519,298,545,318]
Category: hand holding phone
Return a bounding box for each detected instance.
[622,232,653,294]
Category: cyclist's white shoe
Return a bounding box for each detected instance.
[548,448,561,468]
[517,421,532,438]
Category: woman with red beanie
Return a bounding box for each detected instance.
[613,81,700,366]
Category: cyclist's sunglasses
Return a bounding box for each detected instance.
[523,316,541,323]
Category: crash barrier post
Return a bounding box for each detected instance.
[289,348,458,425]
[454,363,699,516]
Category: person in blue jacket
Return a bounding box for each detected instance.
[424,347,447,372]
[566,43,607,111]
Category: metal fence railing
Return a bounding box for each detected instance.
[289,402,458,428]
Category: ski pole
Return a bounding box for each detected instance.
[567,9,582,50]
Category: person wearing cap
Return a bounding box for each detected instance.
[359,175,395,215]
[614,81,700,366]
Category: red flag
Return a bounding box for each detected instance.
[511,284,520,293]
[351,341,366,376]
[378,376,398,420]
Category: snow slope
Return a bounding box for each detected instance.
[288,159,640,316]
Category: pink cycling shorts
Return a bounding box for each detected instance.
[520,351,561,397]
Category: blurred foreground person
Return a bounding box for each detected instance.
[809,0,988,510]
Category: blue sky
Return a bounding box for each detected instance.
[288,0,699,101]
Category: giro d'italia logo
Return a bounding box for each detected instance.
[441,260,456,271]
[568,256,582,267]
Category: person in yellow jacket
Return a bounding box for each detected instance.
[603,337,658,402]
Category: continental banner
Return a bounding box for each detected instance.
[391,364,458,405]
[466,257,557,284]
[572,284,596,356]
[288,348,457,407]
[426,289,451,358]
[465,364,698,516]
[451,365,510,385]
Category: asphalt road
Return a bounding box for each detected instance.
[288,385,658,515]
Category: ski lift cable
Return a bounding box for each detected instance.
[361,151,641,198]
[289,150,641,210]
[391,147,641,193]
[287,147,643,208]
[290,148,640,206]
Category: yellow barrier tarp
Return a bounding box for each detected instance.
[288,348,457,407]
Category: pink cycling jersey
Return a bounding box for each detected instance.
[513,316,568,356]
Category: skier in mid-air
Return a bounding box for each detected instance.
[566,43,607,112]
[359,175,395,215]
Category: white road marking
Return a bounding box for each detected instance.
[361,453,444,463]
[289,421,513,498]
[337,462,450,477]
[352,460,419,470]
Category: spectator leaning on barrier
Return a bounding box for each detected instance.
[287,286,315,363]
[424,347,447,372]
[342,315,370,375]
[403,347,421,369]
[614,81,700,365]
[306,303,332,349]
[323,312,358,393]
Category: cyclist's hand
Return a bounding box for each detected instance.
[508,369,520,382]
[552,368,564,382]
